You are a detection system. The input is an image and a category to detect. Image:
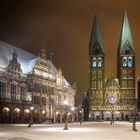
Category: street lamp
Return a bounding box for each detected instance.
[71,106,75,123]
[63,100,68,130]
[71,106,75,111]
[42,110,45,122]
[79,108,84,124]
[110,107,114,125]
[132,108,137,131]
[28,106,34,127]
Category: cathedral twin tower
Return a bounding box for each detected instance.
[88,10,136,121]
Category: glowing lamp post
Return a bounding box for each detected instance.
[28,106,34,127]
[71,107,75,111]
[79,108,84,124]
[42,110,45,122]
[30,106,34,124]
[132,108,137,131]
[71,107,75,123]
[63,100,68,130]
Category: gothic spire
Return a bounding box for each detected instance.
[89,15,104,54]
[119,10,134,53]
[13,50,17,61]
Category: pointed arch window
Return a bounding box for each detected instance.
[98,57,102,67]
[128,57,133,67]
[0,81,6,97]
[122,57,127,67]
[11,83,17,99]
[92,58,97,68]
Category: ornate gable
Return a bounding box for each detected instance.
[7,51,22,76]
[121,40,134,55]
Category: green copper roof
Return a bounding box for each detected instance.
[89,15,104,53]
[119,10,134,52]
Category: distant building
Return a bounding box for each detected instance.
[137,79,140,113]
[0,41,76,123]
[83,10,137,121]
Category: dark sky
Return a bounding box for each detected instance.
[0,0,140,104]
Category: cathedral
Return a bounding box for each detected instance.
[85,10,137,121]
[0,41,76,123]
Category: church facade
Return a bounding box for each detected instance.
[0,41,76,123]
[87,10,136,121]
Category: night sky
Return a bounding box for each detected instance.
[0,0,140,105]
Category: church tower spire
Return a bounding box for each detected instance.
[88,14,105,119]
[117,10,136,109]
[118,10,134,54]
[89,15,104,54]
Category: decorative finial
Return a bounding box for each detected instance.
[72,82,76,89]
[39,48,47,59]
[94,7,98,15]
[111,74,114,78]
[123,0,127,9]
[50,52,54,61]
[59,67,62,72]
[13,50,17,60]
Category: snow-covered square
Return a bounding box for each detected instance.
[0,121,140,140]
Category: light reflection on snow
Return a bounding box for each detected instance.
[0,132,8,136]
[37,127,98,132]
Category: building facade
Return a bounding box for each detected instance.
[137,79,140,113]
[0,41,76,123]
[86,10,137,121]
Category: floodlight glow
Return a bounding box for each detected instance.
[24,109,30,113]
[67,112,71,116]
[3,107,10,112]
[56,111,60,115]
[42,110,45,114]
[71,107,75,111]
[63,100,68,105]
[37,127,98,132]
[14,108,20,112]
[30,106,34,110]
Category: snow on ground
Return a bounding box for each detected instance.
[0,121,140,140]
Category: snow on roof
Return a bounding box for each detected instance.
[0,41,72,87]
[0,41,36,73]
[64,79,71,87]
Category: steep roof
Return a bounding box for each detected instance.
[105,76,120,88]
[0,41,71,87]
[119,10,134,53]
[89,15,104,53]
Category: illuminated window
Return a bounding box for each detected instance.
[98,57,102,67]
[92,58,96,67]
[122,57,127,67]
[128,57,133,67]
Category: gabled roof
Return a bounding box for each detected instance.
[89,15,104,53]
[0,41,71,87]
[119,10,134,53]
[105,77,120,88]
[0,41,36,73]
